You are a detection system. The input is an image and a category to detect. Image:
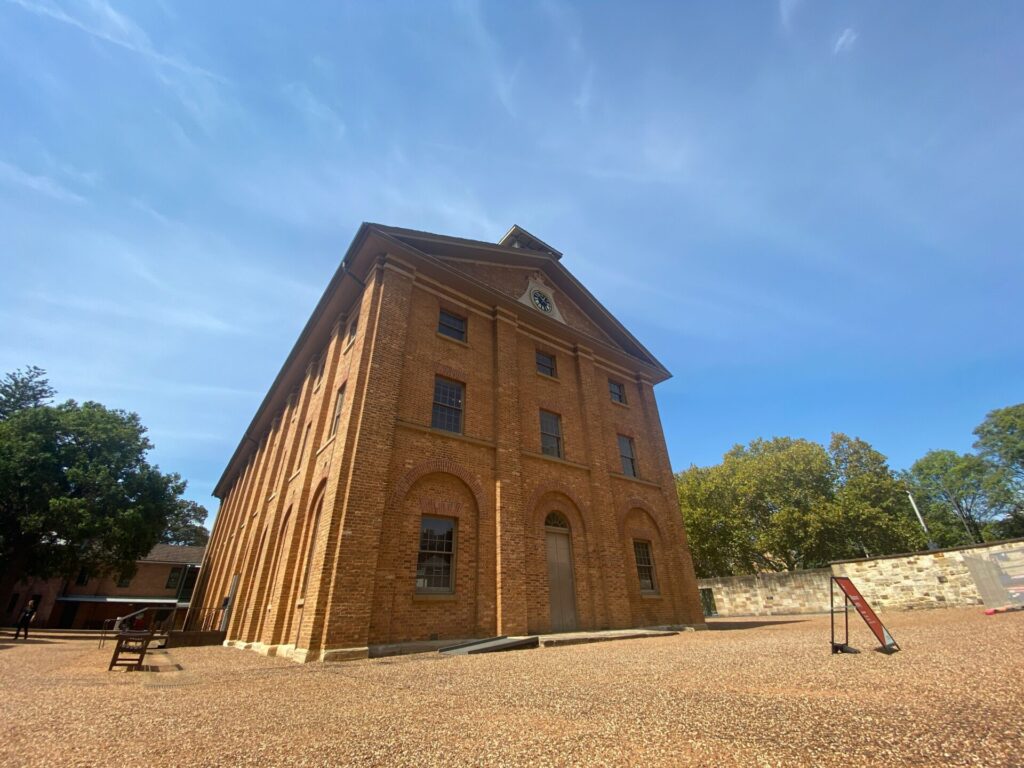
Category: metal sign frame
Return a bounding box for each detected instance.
[830,576,900,654]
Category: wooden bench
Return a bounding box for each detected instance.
[108,630,155,671]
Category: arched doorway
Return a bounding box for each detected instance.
[544,512,577,632]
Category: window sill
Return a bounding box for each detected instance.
[536,371,559,382]
[436,331,470,347]
[522,450,590,471]
[609,472,661,488]
[288,470,301,484]
[395,419,496,449]
[641,592,662,600]
[343,340,355,355]
[316,435,336,456]
[611,399,630,408]
[413,593,457,602]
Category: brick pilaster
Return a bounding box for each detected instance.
[493,307,528,635]
[573,345,632,628]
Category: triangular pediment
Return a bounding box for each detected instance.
[370,224,667,375]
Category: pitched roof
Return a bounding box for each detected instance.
[141,544,206,565]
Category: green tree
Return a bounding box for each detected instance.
[677,434,921,577]
[973,404,1024,538]
[0,365,56,419]
[907,450,1005,544]
[162,498,210,546]
[974,403,1024,485]
[825,434,924,559]
[676,464,745,578]
[0,398,194,579]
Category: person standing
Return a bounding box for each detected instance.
[13,600,36,640]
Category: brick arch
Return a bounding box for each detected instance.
[388,458,486,513]
[617,497,667,541]
[529,490,588,536]
[303,480,328,528]
[526,483,588,526]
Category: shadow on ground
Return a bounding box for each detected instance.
[705,619,808,631]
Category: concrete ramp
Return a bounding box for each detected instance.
[439,636,539,655]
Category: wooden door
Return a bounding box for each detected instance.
[546,530,577,632]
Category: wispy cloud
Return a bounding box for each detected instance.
[282,82,346,139]
[7,0,229,135]
[129,198,173,227]
[833,28,858,55]
[573,65,595,115]
[453,0,520,118]
[6,0,224,82]
[779,0,804,32]
[0,159,86,203]
[31,292,243,335]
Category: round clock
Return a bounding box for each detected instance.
[531,289,553,313]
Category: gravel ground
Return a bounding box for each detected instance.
[1,608,1020,767]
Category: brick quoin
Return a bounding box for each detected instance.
[185,223,706,662]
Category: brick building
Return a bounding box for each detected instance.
[4,544,203,630]
[186,224,704,661]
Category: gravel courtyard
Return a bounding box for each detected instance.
[1,608,1020,767]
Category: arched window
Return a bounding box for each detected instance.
[544,512,569,529]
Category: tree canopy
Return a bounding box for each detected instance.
[680,404,1024,577]
[974,403,1024,485]
[0,366,55,419]
[905,450,1000,545]
[162,498,210,547]
[677,434,924,577]
[0,367,209,579]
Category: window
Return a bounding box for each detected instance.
[181,567,199,600]
[540,410,563,458]
[536,350,557,377]
[346,316,358,345]
[329,384,346,437]
[634,541,657,593]
[545,512,569,529]
[416,516,455,593]
[438,310,467,341]
[314,355,326,383]
[294,422,312,472]
[166,567,183,590]
[609,380,626,404]
[75,568,89,586]
[618,435,638,477]
[431,377,464,433]
[117,573,131,588]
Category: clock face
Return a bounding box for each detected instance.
[531,289,553,313]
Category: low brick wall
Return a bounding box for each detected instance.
[699,569,832,617]
[698,539,1024,617]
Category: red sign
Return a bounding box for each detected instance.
[833,576,898,651]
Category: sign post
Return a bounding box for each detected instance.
[830,576,899,654]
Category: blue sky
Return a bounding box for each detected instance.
[2,1,1021,526]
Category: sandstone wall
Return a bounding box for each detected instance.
[830,539,1024,611]
[698,569,832,616]
[698,539,1024,617]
